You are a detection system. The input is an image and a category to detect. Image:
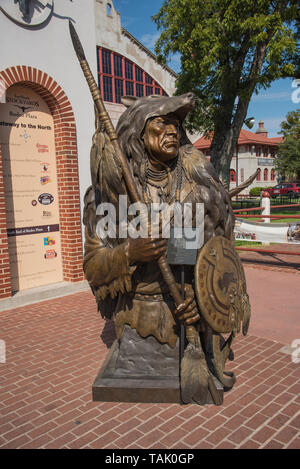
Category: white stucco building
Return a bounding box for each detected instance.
[0,0,177,299]
[194,121,283,193]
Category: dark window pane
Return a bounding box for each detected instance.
[136,83,144,97]
[125,81,134,96]
[135,66,143,82]
[102,50,111,74]
[103,76,113,102]
[115,78,123,103]
[114,54,123,77]
[155,87,161,95]
[146,86,153,96]
[125,60,133,80]
[145,74,152,84]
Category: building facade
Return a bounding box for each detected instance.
[194,121,283,193]
[95,1,176,128]
[0,0,176,299]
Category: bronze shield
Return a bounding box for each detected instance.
[194,236,250,334]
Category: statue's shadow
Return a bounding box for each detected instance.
[100,319,117,349]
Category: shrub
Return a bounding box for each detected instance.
[250,187,263,197]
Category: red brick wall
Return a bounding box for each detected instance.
[0,66,84,299]
[0,144,12,299]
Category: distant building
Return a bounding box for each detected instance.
[194,121,283,192]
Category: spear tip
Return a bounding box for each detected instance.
[69,20,86,62]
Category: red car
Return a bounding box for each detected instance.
[268,183,300,198]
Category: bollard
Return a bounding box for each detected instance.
[261,191,271,223]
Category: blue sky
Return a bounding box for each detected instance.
[113,0,299,138]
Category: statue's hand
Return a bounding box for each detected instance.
[174,285,200,326]
[128,237,167,264]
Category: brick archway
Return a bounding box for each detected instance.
[0,66,84,299]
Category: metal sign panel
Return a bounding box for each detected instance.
[257,158,274,166]
[167,227,204,265]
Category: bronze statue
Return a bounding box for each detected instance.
[69,22,251,405]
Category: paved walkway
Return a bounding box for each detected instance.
[0,267,299,449]
[238,243,300,274]
[244,266,300,344]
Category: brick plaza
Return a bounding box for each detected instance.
[0,265,299,449]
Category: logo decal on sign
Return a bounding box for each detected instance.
[44,249,57,259]
[40,176,51,185]
[40,162,50,172]
[38,193,54,205]
[44,237,55,246]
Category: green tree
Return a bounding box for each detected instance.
[153,0,299,184]
[275,109,300,180]
[279,109,300,139]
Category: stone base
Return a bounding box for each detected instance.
[93,339,181,403]
[92,326,224,404]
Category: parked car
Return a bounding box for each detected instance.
[267,183,300,198]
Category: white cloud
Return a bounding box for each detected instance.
[139,32,160,52]
[251,91,290,102]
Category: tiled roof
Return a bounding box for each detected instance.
[194,128,283,149]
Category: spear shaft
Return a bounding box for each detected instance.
[68,21,183,307]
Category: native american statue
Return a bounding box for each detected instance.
[82,92,251,405]
[68,16,251,405]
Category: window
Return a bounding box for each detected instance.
[257,168,261,181]
[113,54,123,77]
[97,47,167,103]
[125,81,134,96]
[125,60,133,80]
[136,84,144,97]
[230,169,236,182]
[102,50,111,74]
[145,74,153,85]
[135,66,143,83]
[146,86,153,96]
[240,168,244,182]
[264,168,268,181]
[271,169,275,181]
[103,76,112,102]
[114,78,123,104]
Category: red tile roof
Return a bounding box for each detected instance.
[194,128,283,149]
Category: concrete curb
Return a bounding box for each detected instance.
[0,280,90,312]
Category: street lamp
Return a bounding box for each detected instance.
[244,117,255,129]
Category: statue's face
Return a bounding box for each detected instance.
[144,114,180,163]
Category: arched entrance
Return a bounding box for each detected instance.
[0,84,64,291]
[0,66,84,298]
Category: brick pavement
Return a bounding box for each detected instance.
[0,272,299,449]
[238,243,300,274]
